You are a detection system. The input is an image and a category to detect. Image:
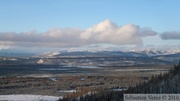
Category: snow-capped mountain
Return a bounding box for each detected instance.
[36,49,180,58]
[35,51,61,58]
[129,49,180,56]
[37,49,180,58]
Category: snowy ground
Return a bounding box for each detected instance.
[114,69,169,72]
[58,90,77,93]
[77,65,100,68]
[0,95,61,101]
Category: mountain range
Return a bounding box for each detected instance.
[36,49,180,58]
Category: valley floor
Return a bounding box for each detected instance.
[0,65,170,98]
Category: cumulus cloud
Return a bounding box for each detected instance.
[0,20,157,48]
[161,31,180,40]
[81,20,157,45]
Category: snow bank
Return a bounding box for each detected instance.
[59,90,77,93]
[0,95,61,101]
[77,66,100,69]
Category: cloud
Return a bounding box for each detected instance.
[139,27,157,37]
[0,20,157,48]
[161,31,180,40]
[81,20,157,45]
[0,29,83,47]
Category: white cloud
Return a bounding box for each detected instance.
[0,45,10,50]
[81,20,157,45]
[161,31,180,40]
[0,41,12,50]
[0,20,157,48]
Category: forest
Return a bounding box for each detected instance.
[59,61,180,101]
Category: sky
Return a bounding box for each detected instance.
[0,0,180,53]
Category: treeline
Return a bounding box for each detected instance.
[127,62,180,94]
[59,89,124,101]
[59,62,180,101]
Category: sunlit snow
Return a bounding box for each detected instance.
[0,95,61,101]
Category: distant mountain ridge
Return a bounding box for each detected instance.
[36,49,180,58]
[1,49,179,61]
[0,52,37,57]
[128,49,180,56]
